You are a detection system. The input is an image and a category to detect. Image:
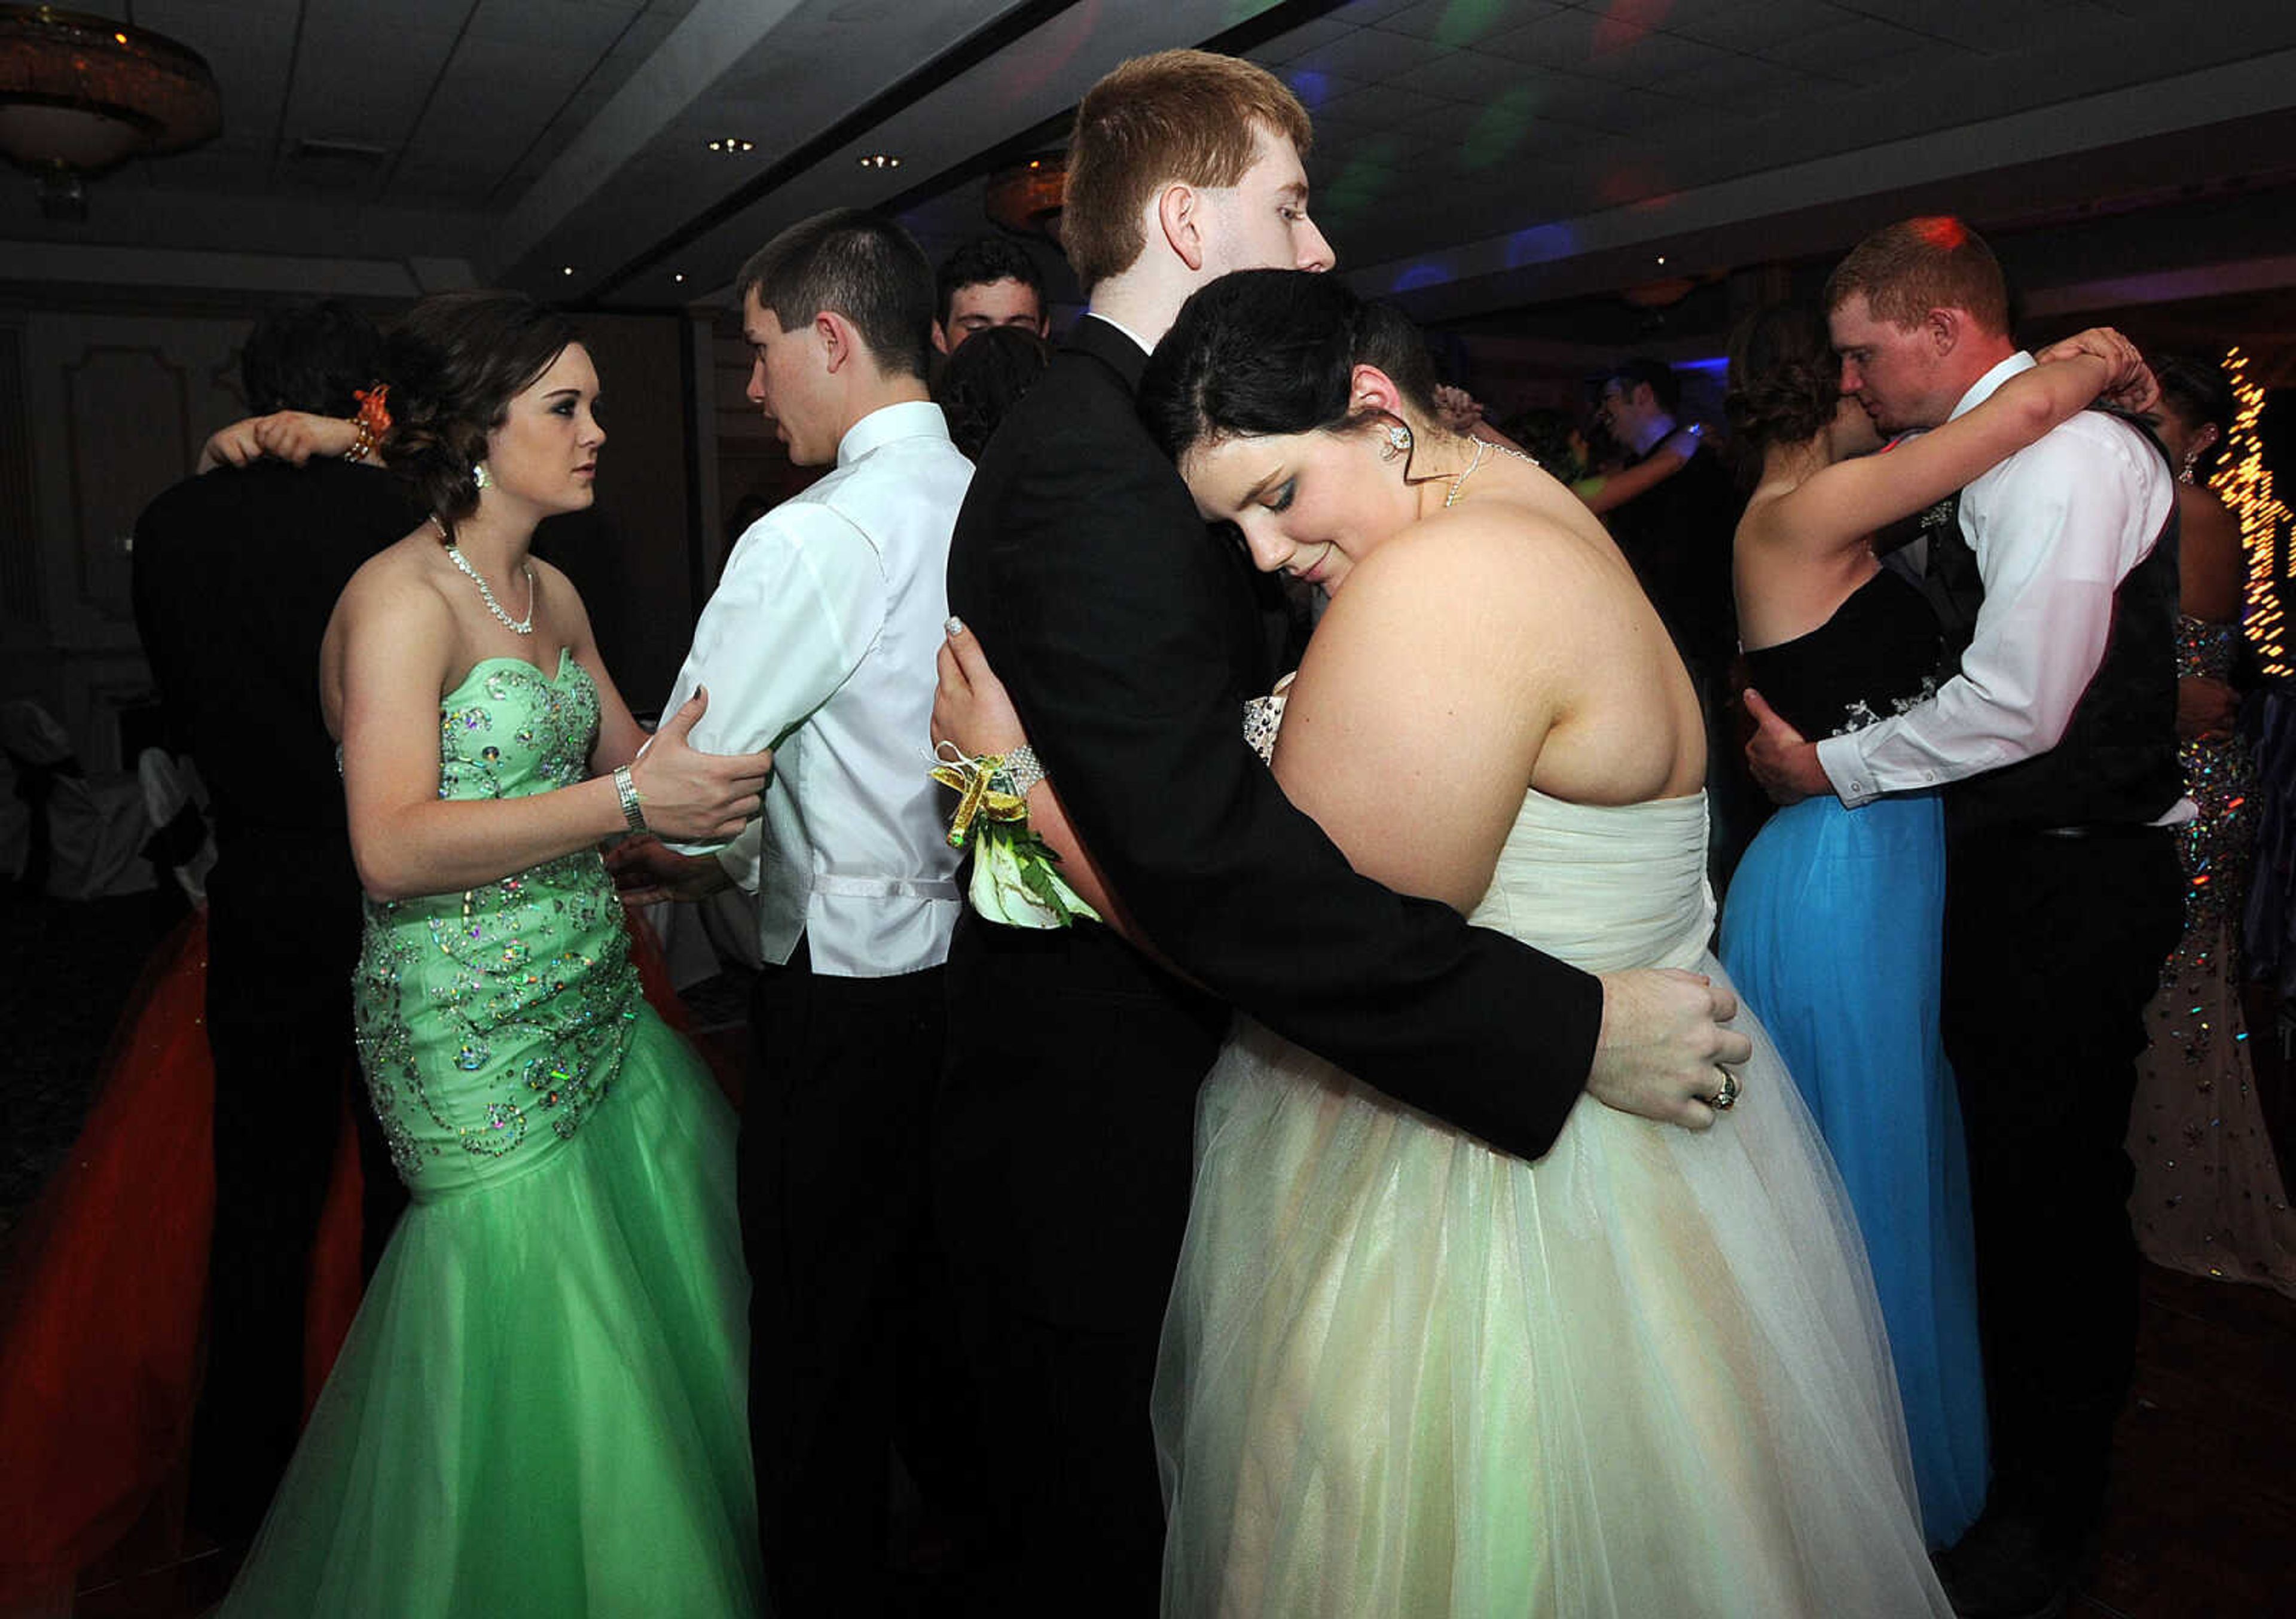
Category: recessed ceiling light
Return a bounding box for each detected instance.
[673,273,686,283]
[857,153,900,170]
[561,266,574,276]
[1656,254,1667,266]
[707,138,755,154]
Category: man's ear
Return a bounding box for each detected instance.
[818,310,852,374]
[1157,182,1207,273]
[1926,307,1961,357]
[931,319,949,356]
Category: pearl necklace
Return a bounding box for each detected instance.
[429,514,535,635]
[1443,435,1536,508]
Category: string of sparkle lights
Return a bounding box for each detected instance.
[2224,346,2293,677]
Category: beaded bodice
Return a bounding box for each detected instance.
[2164,615,2255,974]
[2179,614,2238,683]
[352,653,642,1199]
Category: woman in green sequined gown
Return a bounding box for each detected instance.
[223,293,773,1617]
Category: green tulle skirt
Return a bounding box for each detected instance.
[221,1014,761,1617]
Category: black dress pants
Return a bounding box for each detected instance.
[187,859,405,1542]
[1941,825,2184,1543]
[744,938,949,1618]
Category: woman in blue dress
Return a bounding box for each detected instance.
[1718,304,2155,1545]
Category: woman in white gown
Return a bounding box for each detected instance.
[935,269,1946,1617]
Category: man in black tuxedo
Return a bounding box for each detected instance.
[131,302,416,1544]
[938,50,1750,1612]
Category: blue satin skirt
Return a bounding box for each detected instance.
[1720,790,1989,1545]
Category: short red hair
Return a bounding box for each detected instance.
[1824,216,2008,336]
[1061,51,1312,292]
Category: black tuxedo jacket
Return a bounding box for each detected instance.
[939,318,1604,1320]
[132,459,421,929]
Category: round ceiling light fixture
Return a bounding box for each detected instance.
[0,3,222,219]
[984,153,1066,242]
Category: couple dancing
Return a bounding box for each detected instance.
[211,48,1935,1618]
[929,50,1947,1616]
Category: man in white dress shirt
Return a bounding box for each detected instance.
[1749,217,2185,1619]
[634,208,972,1617]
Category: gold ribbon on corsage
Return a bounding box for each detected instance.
[930,742,1100,929]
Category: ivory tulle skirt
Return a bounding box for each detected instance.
[1153,992,1950,1617]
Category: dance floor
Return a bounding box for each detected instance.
[7,892,2292,1617]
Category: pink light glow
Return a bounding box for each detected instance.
[1593,0,1672,55]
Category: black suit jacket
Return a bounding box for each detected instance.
[132,459,421,935]
[940,319,1604,1316]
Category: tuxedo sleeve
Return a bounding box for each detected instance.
[953,397,1602,1162]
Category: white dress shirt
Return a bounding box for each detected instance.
[1816,352,2176,809]
[660,399,972,977]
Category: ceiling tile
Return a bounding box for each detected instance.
[1314,81,1463,134]
[1640,51,1831,107]
[1665,0,1854,53]
[1277,66,1372,118]
[1385,46,1529,103]
[1288,23,1460,82]
[1242,14,1358,66]
[466,0,643,53]
[1490,26,1739,88]
[1764,15,1943,77]
[1367,0,1568,47]
[1320,0,1430,28]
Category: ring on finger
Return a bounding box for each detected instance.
[1709,1065,1740,1112]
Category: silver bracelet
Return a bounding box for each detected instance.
[1002,743,1046,798]
[612,763,648,833]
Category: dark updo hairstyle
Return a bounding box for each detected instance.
[933,324,1052,461]
[1723,303,1842,463]
[1140,269,1442,468]
[2152,353,2236,480]
[381,290,581,537]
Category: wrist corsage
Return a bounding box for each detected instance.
[930,742,1099,929]
[347,382,392,461]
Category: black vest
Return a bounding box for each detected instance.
[1919,409,2183,835]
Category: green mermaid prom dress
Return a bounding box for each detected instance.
[223,652,761,1617]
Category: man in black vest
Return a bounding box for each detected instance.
[132,301,417,1544]
[941,48,1750,1613]
[1748,218,2184,1618]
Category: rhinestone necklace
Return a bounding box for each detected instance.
[430,514,535,635]
[1442,434,1535,508]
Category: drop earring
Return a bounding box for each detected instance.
[473,462,493,490]
[1381,422,1413,462]
[2178,447,2199,486]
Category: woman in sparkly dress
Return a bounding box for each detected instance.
[221,292,774,1616]
[2127,355,2296,1297]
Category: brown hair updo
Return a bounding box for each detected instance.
[1725,303,1843,461]
[381,291,581,536]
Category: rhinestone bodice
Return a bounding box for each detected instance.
[352,652,642,1199]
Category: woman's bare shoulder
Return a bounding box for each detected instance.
[1379,497,1636,629]
[335,532,457,632]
